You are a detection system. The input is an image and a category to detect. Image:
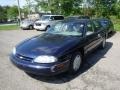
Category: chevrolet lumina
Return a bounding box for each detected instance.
[10,19,106,76]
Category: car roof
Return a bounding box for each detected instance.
[67,15,90,19]
[42,15,64,17]
[68,16,80,18]
[61,19,90,23]
[94,18,110,21]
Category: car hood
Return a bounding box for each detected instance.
[16,33,81,58]
[35,20,49,24]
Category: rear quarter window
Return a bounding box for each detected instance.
[93,20,101,31]
[86,22,94,35]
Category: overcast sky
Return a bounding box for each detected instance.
[0,0,28,7]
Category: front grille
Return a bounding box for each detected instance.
[35,23,41,26]
[15,54,33,62]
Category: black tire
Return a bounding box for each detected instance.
[68,52,82,74]
[36,29,40,31]
[100,37,106,49]
[29,25,33,30]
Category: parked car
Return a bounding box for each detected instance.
[34,15,64,31]
[92,19,106,36]
[10,19,106,76]
[20,19,35,30]
[97,18,114,37]
[67,15,90,20]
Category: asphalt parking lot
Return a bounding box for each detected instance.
[0,30,120,90]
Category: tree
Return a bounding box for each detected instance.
[7,6,18,20]
[34,0,119,18]
[94,0,118,18]
[22,6,29,17]
[115,2,120,18]
[35,0,49,13]
[0,6,10,22]
[35,0,78,16]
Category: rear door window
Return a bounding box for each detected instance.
[54,16,64,20]
[86,22,94,35]
[93,20,101,31]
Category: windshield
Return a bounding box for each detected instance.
[46,21,84,36]
[41,16,50,21]
[22,20,33,24]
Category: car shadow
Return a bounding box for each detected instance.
[27,42,113,84]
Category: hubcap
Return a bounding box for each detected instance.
[73,55,81,71]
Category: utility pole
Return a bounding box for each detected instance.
[17,0,21,25]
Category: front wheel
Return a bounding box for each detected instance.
[69,52,82,74]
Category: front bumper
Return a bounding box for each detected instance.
[10,54,70,76]
[34,24,46,30]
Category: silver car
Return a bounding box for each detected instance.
[20,19,35,30]
[34,15,64,31]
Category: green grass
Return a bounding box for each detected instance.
[111,16,120,31]
[0,24,19,30]
[114,23,120,31]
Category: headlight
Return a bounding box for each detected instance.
[34,56,57,63]
[12,47,16,55]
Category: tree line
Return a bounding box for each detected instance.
[0,0,120,23]
[0,6,17,22]
[0,5,28,23]
[35,0,120,18]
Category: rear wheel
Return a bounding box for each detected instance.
[29,25,33,30]
[69,52,82,74]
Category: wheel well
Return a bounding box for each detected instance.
[29,25,33,27]
[72,48,84,58]
[78,48,84,58]
[47,25,50,27]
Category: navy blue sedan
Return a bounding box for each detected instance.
[10,19,106,76]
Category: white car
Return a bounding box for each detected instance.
[20,19,35,30]
[34,15,64,31]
